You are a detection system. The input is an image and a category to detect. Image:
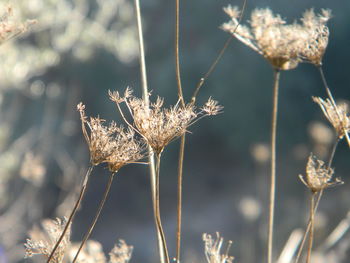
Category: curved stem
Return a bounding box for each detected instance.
[72,172,115,263]
[175,0,184,106]
[306,193,316,263]
[46,165,94,263]
[154,153,170,263]
[267,69,280,263]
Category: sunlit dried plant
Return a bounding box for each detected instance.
[109,88,222,155]
[69,240,106,263]
[109,239,134,263]
[0,5,35,45]
[203,232,234,263]
[313,97,350,147]
[77,102,146,171]
[299,153,343,193]
[24,217,71,263]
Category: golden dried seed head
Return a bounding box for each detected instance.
[109,240,133,263]
[203,232,234,263]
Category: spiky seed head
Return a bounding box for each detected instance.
[202,97,224,115]
[299,153,343,193]
[109,240,133,263]
[203,232,234,263]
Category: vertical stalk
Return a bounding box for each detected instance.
[306,193,316,263]
[267,68,280,263]
[72,172,115,263]
[155,152,170,263]
[175,0,184,106]
[46,165,94,263]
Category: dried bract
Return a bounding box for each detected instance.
[203,232,234,263]
[24,217,71,263]
[299,153,343,193]
[222,6,331,70]
[0,5,36,45]
[77,103,146,172]
[313,97,350,146]
[69,240,106,263]
[109,240,133,263]
[110,89,222,155]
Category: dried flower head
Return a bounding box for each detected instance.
[109,240,133,263]
[24,217,71,263]
[313,97,350,146]
[222,6,331,70]
[300,9,331,65]
[299,153,343,193]
[77,103,146,171]
[0,5,36,45]
[69,240,106,263]
[110,89,222,155]
[203,232,234,263]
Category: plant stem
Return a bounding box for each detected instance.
[155,152,170,263]
[46,165,94,263]
[294,139,339,263]
[306,193,316,263]
[175,0,184,106]
[72,172,115,263]
[267,69,280,263]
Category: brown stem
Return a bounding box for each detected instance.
[267,69,280,263]
[306,193,316,263]
[155,153,170,263]
[72,172,115,263]
[175,0,184,107]
[46,165,94,263]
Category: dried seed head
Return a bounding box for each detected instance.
[77,103,146,171]
[24,217,71,263]
[111,89,221,155]
[109,240,133,263]
[222,6,331,70]
[313,97,350,146]
[0,5,36,45]
[202,97,224,115]
[69,240,106,263]
[203,232,234,263]
[299,153,343,193]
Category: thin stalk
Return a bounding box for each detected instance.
[46,165,94,263]
[175,0,184,106]
[306,193,316,263]
[267,69,280,263]
[72,172,115,263]
[155,152,170,263]
[294,139,339,263]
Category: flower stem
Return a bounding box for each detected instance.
[72,172,115,263]
[306,192,316,263]
[267,68,280,263]
[46,165,94,263]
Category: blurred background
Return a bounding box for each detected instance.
[1,0,350,262]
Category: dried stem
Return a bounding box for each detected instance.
[267,68,280,263]
[155,152,170,263]
[306,193,316,263]
[294,139,339,263]
[46,165,94,263]
[72,172,116,263]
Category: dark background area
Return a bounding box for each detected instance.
[1,0,350,262]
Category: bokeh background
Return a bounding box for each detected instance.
[1,0,350,262]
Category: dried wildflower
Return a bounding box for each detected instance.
[69,240,106,263]
[300,9,331,65]
[299,153,343,193]
[109,240,133,263]
[313,97,350,146]
[77,103,146,171]
[110,89,222,155]
[24,217,71,263]
[0,5,36,45]
[203,232,234,263]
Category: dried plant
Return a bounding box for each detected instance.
[109,239,133,263]
[203,232,234,263]
[69,240,107,263]
[24,217,71,263]
[109,88,222,155]
[313,97,350,147]
[299,153,343,193]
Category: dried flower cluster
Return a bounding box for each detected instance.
[24,217,71,263]
[0,5,35,45]
[222,6,331,70]
[110,88,222,154]
[299,153,343,193]
[77,103,146,172]
[69,240,106,263]
[203,232,234,263]
[109,240,134,263]
[313,97,350,146]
